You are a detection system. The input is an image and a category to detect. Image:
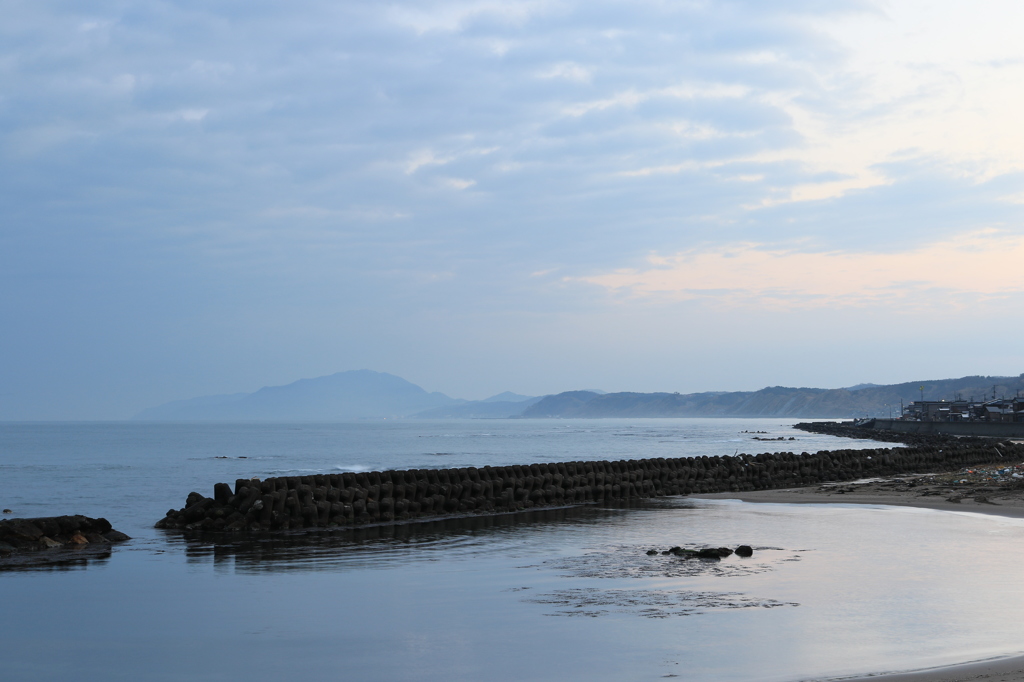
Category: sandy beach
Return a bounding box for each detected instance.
[695,461,1024,682]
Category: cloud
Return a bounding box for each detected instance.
[536,61,591,83]
[578,229,1024,310]
[5,0,1024,416]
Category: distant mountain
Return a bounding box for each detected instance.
[519,375,1024,419]
[135,371,1024,421]
[481,391,537,403]
[414,396,543,419]
[845,383,880,391]
[134,370,460,421]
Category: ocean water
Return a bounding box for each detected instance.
[3,418,1022,682]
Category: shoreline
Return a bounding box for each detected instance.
[693,487,1024,519]
[694,478,1024,682]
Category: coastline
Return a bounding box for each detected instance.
[694,477,1024,682]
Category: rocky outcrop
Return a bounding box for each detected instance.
[155,439,1024,533]
[0,516,131,564]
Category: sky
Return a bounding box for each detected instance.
[3,0,1024,419]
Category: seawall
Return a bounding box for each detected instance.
[155,438,1023,532]
[867,419,1024,438]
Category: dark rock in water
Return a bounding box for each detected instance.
[660,550,671,555]
[2,509,11,514]
[646,549,659,556]
[735,545,754,557]
[5,519,43,542]
[697,547,723,559]
[717,547,734,557]
[0,516,131,568]
[669,547,700,557]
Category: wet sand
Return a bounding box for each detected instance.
[695,463,1024,682]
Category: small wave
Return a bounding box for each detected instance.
[262,465,377,476]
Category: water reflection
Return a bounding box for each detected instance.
[6,499,1024,682]
[0,545,113,572]
[163,503,646,573]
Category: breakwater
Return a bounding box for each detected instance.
[793,421,960,444]
[155,438,1024,532]
[866,418,1024,438]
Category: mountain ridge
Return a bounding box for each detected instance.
[133,370,460,421]
[521,375,1024,419]
[134,371,1024,421]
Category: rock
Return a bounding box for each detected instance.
[2,509,11,514]
[2,519,44,542]
[697,547,723,559]
[735,545,753,557]
[0,516,131,567]
[717,547,734,557]
[213,482,233,504]
[646,549,659,556]
[975,495,997,505]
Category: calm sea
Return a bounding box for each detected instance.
[2,418,1022,682]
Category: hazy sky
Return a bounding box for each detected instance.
[3,0,1024,419]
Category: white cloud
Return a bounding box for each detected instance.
[404,149,455,174]
[743,0,1024,202]
[387,0,551,34]
[536,62,591,83]
[562,83,750,118]
[578,229,1024,310]
[441,177,476,190]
